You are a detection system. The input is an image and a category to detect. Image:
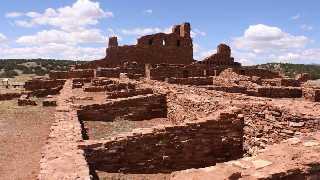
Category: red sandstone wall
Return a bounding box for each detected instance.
[24,79,65,91]
[303,87,320,102]
[79,111,244,173]
[166,77,213,85]
[77,94,167,122]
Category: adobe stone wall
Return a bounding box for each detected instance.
[79,110,244,173]
[77,93,167,122]
[171,132,320,180]
[303,87,320,102]
[256,86,302,98]
[38,80,90,179]
[49,69,94,79]
[24,79,65,91]
[0,92,23,101]
[165,77,213,85]
[106,88,153,99]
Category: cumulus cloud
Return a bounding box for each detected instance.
[121,27,171,36]
[5,12,23,18]
[11,0,113,31]
[191,29,206,38]
[0,33,7,42]
[233,24,309,53]
[16,29,105,45]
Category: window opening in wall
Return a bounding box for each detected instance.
[162,40,166,46]
[149,38,153,45]
[177,40,181,47]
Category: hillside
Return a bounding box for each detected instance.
[0,59,87,78]
[251,63,320,80]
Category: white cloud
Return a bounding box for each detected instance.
[291,14,300,20]
[12,0,113,31]
[0,33,7,42]
[300,24,313,31]
[16,29,105,45]
[191,29,206,38]
[5,12,23,18]
[143,9,153,14]
[233,24,309,53]
[0,44,105,60]
[121,27,166,36]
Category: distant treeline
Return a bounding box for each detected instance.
[0,59,87,78]
[1,59,320,79]
[252,63,320,79]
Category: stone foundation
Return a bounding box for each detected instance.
[79,110,244,173]
[303,87,320,102]
[171,132,320,180]
[77,94,167,122]
[256,86,302,98]
[166,77,213,85]
[106,88,153,99]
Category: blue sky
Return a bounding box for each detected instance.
[0,0,319,65]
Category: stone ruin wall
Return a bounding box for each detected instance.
[79,110,244,173]
[49,69,94,79]
[38,80,90,179]
[171,132,320,180]
[77,93,167,122]
[166,77,214,85]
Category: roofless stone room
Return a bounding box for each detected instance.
[0,0,320,180]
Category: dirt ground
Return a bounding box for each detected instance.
[0,99,55,180]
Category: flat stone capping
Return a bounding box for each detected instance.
[79,109,244,173]
[170,132,320,180]
[38,80,90,180]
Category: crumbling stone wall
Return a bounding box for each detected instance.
[255,86,302,98]
[262,78,300,87]
[239,102,320,155]
[199,44,241,67]
[171,132,320,180]
[0,92,22,101]
[49,69,94,79]
[77,94,167,122]
[24,79,65,91]
[106,88,153,99]
[303,87,320,102]
[166,77,213,85]
[80,111,244,173]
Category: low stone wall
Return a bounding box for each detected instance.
[238,102,320,155]
[303,87,320,102]
[49,71,69,79]
[69,69,94,79]
[171,132,320,180]
[0,92,22,101]
[79,110,244,173]
[92,78,114,86]
[256,86,302,98]
[105,82,136,92]
[262,78,300,87]
[77,93,167,122]
[166,77,213,85]
[107,88,153,99]
[30,85,63,97]
[83,85,106,92]
[96,67,120,78]
[38,80,90,179]
[24,79,65,91]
